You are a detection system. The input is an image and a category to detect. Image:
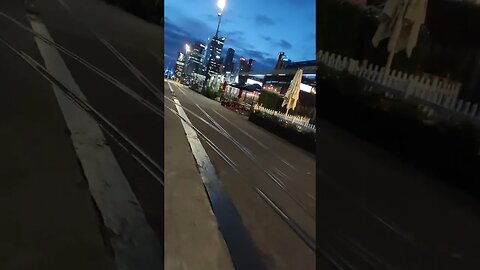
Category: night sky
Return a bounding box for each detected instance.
[164,0,316,72]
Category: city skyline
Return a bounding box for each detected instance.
[165,0,316,72]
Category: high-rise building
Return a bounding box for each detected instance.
[274,52,285,70]
[217,57,225,73]
[239,57,248,72]
[224,48,235,73]
[185,42,207,76]
[282,58,292,69]
[247,58,254,72]
[174,52,185,77]
[204,36,225,76]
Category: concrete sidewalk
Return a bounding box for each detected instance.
[164,88,234,270]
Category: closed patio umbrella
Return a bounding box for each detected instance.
[372,0,428,70]
[282,68,303,114]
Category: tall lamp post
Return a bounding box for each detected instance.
[215,0,226,37]
[184,43,191,78]
[204,0,226,92]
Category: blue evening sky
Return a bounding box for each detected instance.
[164,0,316,72]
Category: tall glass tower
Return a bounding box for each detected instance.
[204,36,225,76]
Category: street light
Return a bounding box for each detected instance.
[205,0,226,92]
[217,0,226,12]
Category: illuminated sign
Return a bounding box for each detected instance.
[300,83,313,93]
[247,78,263,87]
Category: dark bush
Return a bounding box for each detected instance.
[257,91,283,111]
[318,72,480,179]
[105,0,163,25]
[202,86,220,100]
[248,112,315,154]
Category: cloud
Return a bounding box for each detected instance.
[260,36,293,50]
[252,58,278,72]
[242,49,267,59]
[164,15,216,65]
[255,15,275,26]
[164,14,287,72]
[222,30,249,52]
[232,48,278,72]
[224,30,244,38]
[278,40,292,49]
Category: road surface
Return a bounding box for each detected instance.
[165,81,317,270]
[0,0,165,269]
[167,80,480,270]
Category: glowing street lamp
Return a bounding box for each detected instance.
[217,0,226,12]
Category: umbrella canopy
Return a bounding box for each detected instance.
[282,68,303,113]
[372,0,428,68]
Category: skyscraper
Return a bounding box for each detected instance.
[274,52,285,70]
[224,48,235,73]
[247,58,254,72]
[239,57,248,72]
[205,36,225,75]
[185,41,206,76]
[174,52,185,77]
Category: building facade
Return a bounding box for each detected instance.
[224,48,235,73]
[247,58,254,72]
[274,52,285,70]
[239,57,248,72]
[185,42,206,76]
[204,36,225,76]
[263,60,317,94]
[174,52,186,77]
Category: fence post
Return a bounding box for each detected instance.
[471,103,478,117]
[405,75,416,97]
[335,54,341,69]
[456,99,464,111]
[373,65,380,82]
[342,56,348,70]
[464,101,471,115]
[325,52,332,66]
[379,67,387,84]
[441,95,450,108]
[453,83,462,102]
[368,65,374,81]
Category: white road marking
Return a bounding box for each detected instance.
[167,80,239,257]
[57,0,72,12]
[211,108,270,150]
[168,81,221,186]
[306,193,316,202]
[0,10,164,119]
[99,38,163,101]
[273,167,289,180]
[280,158,296,170]
[29,17,161,270]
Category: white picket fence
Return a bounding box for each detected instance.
[254,105,316,132]
[317,50,480,121]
